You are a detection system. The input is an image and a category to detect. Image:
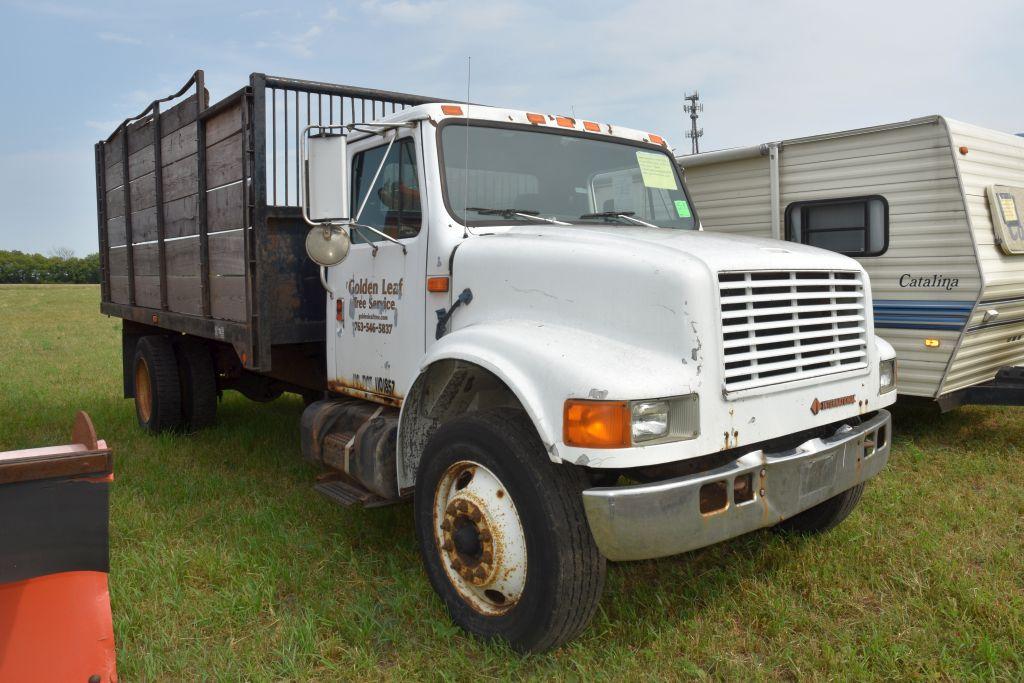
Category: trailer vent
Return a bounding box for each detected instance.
[718,270,868,393]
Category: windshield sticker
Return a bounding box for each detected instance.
[674,199,692,218]
[635,152,678,190]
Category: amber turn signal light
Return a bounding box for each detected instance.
[564,400,630,448]
[427,276,450,293]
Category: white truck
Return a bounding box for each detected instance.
[95,71,896,652]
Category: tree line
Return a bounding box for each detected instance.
[0,250,101,284]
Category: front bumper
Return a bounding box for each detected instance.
[581,410,891,561]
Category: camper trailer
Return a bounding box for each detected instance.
[678,116,1024,409]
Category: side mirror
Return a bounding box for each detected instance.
[302,126,350,267]
[303,128,349,223]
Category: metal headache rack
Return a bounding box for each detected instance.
[94,70,444,373]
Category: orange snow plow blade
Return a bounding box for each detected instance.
[0,411,117,682]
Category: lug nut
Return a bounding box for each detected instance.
[469,508,482,522]
[479,530,492,541]
[480,550,492,563]
[440,518,452,531]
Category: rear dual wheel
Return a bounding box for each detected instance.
[133,335,217,433]
[414,409,606,653]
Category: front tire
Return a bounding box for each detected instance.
[414,409,605,653]
[775,483,865,534]
[133,336,182,433]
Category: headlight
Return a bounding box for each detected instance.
[879,359,897,393]
[631,401,669,443]
[563,394,699,448]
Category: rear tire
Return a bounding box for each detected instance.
[414,409,606,653]
[775,483,865,534]
[133,336,182,433]
[175,337,217,432]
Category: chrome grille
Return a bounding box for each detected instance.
[718,270,867,393]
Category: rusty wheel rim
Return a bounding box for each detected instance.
[135,357,153,423]
[433,460,527,616]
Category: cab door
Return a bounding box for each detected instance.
[326,131,426,405]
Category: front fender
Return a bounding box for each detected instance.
[415,319,700,462]
[874,335,896,362]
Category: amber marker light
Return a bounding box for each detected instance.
[526,112,546,124]
[582,121,601,132]
[924,338,941,348]
[564,399,631,448]
[441,105,464,115]
[958,146,969,155]
[556,115,575,128]
[427,276,450,293]
[648,133,666,146]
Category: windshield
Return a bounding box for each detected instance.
[440,122,697,229]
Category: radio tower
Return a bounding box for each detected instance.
[683,91,704,154]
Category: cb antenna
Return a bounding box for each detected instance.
[462,56,471,239]
[683,91,703,154]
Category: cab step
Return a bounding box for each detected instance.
[313,477,395,509]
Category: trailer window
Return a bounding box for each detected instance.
[785,195,888,257]
[350,138,421,242]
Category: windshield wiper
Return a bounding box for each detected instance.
[579,211,658,228]
[466,207,571,226]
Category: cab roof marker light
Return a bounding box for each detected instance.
[556,116,575,128]
[582,121,601,132]
[526,113,546,124]
[648,133,667,146]
[441,105,464,116]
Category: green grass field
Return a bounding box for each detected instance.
[1,284,1022,680]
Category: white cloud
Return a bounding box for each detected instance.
[360,0,448,23]
[97,31,141,45]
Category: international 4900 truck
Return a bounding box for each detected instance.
[94,71,896,652]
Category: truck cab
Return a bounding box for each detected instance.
[96,73,896,652]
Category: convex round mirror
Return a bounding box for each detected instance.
[305,225,351,267]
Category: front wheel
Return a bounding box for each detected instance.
[775,483,865,534]
[414,409,606,653]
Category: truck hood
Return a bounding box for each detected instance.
[474,224,861,273]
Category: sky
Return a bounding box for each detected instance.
[1,0,1022,256]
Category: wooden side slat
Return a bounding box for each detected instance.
[165,194,199,239]
[105,162,123,191]
[128,145,155,181]
[130,207,158,243]
[163,154,199,203]
[110,275,129,303]
[161,94,200,136]
[108,246,128,276]
[207,183,244,233]
[210,275,246,321]
[167,275,203,315]
[209,231,244,275]
[133,274,161,308]
[126,117,153,155]
[105,131,123,169]
[205,104,243,147]
[166,238,201,277]
[129,173,157,213]
[206,131,243,189]
[161,122,197,166]
[107,216,126,247]
[106,187,125,219]
[132,243,159,275]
